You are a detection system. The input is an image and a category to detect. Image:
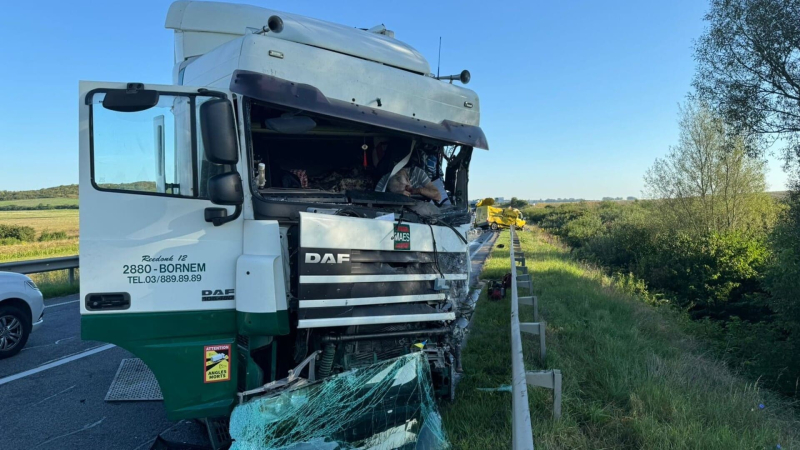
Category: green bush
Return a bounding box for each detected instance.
[562,212,604,247]
[0,224,36,242]
[38,230,68,241]
[639,232,768,319]
[764,189,800,334]
[523,199,800,396]
[520,206,550,224]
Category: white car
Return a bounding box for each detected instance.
[0,272,44,358]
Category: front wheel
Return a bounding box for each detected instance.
[490,223,498,231]
[0,305,30,359]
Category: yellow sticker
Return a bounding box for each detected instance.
[204,344,231,383]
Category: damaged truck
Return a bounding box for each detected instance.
[79,1,488,445]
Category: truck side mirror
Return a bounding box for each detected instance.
[208,172,243,205]
[205,172,243,226]
[200,99,238,164]
[101,83,159,112]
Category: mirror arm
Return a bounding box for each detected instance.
[205,204,242,227]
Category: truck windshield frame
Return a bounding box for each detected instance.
[241,96,473,218]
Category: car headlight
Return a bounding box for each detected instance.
[25,280,40,291]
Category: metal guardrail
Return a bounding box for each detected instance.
[509,225,562,450]
[0,256,80,284]
[509,225,536,449]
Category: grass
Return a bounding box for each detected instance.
[0,208,80,297]
[0,209,79,262]
[0,197,79,208]
[0,209,79,235]
[29,269,80,298]
[441,228,799,449]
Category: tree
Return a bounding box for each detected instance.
[505,197,528,208]
[765,185,800,330]
[644,102,772,234]
[693,0,800,166]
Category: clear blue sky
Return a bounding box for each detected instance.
[0,0,789,199]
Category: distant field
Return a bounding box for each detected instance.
[0,209,79,236]
[0,197,79,208]
[0,209,79,262]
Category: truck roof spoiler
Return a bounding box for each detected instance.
[165,1,430,74]
[230,70,489,150]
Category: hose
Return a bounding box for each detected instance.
[317,343,336,378]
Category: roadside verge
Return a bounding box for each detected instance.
[442,228,799,449]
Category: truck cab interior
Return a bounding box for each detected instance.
[245,98,473,225]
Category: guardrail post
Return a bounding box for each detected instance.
[525,370,562,420]
[519,296,539,321]
[68,268,75,285]
[520,321,546,361]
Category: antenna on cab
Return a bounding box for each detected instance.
[437,37,441,79]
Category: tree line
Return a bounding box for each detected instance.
[0,184,78,201]
[0,204,78,211]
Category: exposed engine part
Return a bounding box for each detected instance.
[237,350,320,405]
[256,162,266,188]
[342,338,409,370]
[317,343,336,378]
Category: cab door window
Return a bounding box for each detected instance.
[89,92,225,199]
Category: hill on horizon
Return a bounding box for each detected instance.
[0,184,78,201]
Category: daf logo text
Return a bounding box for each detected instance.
[305,253,351,264]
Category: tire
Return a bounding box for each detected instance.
[490,223,498,231]
[0,305,31,359]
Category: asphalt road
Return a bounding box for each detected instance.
[0,296,209,450]
[0,231,496,450]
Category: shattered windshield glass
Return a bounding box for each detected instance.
[230,353,450,449]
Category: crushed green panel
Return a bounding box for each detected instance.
[238,336,273,391]
[236,310,290,336]
[229,352,450,449]
[82,310,238,420]
[240,353,265,392]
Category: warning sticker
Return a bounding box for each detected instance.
[394,224,411,250]
[204,344,231,383]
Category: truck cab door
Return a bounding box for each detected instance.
[79,81,244,419]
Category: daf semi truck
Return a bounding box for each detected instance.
[79,0,488,425]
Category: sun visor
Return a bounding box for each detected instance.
[230,70,489,150]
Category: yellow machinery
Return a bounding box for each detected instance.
[474,199,525,230]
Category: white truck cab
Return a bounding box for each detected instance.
[79,1,487,421]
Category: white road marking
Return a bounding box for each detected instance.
[21,336,77,352]
[44,299,79,309]
[30,416,106,449]
[0,344,115,386]
[469,233,492,259]
[32,384,77,406]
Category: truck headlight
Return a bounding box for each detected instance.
[25,280,40,291]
